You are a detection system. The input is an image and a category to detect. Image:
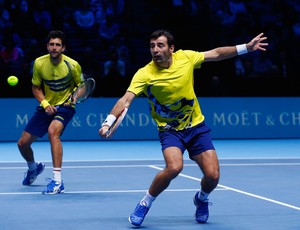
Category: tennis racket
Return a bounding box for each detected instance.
[59,78,96,107]
[106,108,128,138]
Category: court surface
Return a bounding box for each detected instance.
[0,139,299,230]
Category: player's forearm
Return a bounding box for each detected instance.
[32,85,46,104]
[102,99,126,128]
[205,46,241,61]
[111,91,135,115]
[111,97,129,117]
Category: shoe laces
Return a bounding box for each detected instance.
[135,202,149,217]
[196,200,212,211]
[202,199,212,206]
[45,178,61,185]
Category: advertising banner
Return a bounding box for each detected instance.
[1,97,300,141]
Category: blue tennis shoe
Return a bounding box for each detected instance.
[22,162,45,185]
[128,201,150,226]
[42,178,65,195]
[193,192,211,223]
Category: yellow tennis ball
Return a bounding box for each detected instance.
[7,76,18,86]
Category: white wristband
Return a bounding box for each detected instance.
[102,114,116,127]
[236,44,248,55]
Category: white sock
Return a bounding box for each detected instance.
[198,190,209,201]
[53,168,62,183]
[140,191,156,208]
[27,161,37,171]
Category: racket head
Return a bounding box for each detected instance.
[106,108,128,138]
[70,78,96,104]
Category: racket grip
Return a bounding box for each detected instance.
[105,130,110,138]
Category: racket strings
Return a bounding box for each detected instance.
[72,80,95,103]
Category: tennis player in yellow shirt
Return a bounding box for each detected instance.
[18,30,83,195]
[99,29,268,226]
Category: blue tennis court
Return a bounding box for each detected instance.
[0,139,299,230]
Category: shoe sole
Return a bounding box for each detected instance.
[42,189,65,195]
[128,216,141,227]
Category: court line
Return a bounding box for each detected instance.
[1,157,300,164]
[1,162,299,211]
[0,188,227,196]
[0,165,154,170]
[219,163,300,166]
[150,165,300,211]
[1,161,300,170]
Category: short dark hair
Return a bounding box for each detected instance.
[150,30,174,47]
[47,30,66,46]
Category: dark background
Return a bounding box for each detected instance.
[0,0,299,98]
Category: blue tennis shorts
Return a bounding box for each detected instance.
[158,122,215,159]
[25,105,75,138]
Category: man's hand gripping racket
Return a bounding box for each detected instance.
[105,108,128,138]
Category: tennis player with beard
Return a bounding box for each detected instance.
[99,29,268,226]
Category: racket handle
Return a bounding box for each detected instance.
[105,127,112,138]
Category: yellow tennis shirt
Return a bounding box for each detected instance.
[32,54,83,106]
[127,49,205,131]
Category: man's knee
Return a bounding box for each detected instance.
[166,163,183,178]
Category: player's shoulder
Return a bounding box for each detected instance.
[175,49,204,63]
[62,54,79,66]
[33,54,50,69]
[35,54,50,62]
[175,49,202,57]
[139,61,157,75]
